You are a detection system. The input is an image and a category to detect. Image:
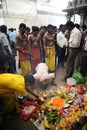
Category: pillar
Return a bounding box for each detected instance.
[80,13,85,26]
[66,13,72,21]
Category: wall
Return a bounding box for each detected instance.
[3,16,41,32]
[2,14,67,31]
[0,0,67,30]
[37,13,67,27]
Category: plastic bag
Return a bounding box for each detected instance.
[72,71,85,84]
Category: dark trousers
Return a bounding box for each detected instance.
[65,48,80,79]
[80,54,87,76]
[57,46,66,68]
[7,56,15,73]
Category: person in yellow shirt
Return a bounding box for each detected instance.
[0,56,40,114]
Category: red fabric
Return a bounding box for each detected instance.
[31,47,41,70]
[19,46,30,60]
[19,101,39,120]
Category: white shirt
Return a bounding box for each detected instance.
[69,27,81,48]
[84,36,87,51]
[57,31,68,48]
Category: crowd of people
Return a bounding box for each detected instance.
[0,21,87,118]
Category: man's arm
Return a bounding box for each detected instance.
[26,86,39,99]
[4,45,12,55]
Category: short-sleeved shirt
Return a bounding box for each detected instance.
[9,31,17,42]
[69,27,81,48]
[57,31,68,48]
[0,32,12,55]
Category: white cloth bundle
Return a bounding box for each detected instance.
[33,63,55,81]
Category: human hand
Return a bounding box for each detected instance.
[35,97,41,101]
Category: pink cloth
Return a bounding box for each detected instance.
[33,63,55,81]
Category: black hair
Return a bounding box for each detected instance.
[47,24,53,30]
[0,25,7,33]
[66,21,75,28]
[59,24,64,31]
[10,28,14,32]
[19,23,26,29]
[40,26,47,30]
[32,26,39,32]
[13,28,16,31]
[82,24,86,31]
[25,27,30,32]
[74,23,80,29]
[24,75,35,85]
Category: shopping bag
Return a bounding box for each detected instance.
[72,71,85,84]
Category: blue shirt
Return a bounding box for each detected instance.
[9,31,17,42]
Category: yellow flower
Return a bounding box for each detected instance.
[65,116,75,123]
[84,98,87,102]
[43,119,50,128]
[63,128,67,130]
[85,106,87,110]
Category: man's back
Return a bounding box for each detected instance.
[0,32,12,55]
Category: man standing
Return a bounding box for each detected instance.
[38,26,47,63]
[57,24,68,69]
[80,34,87,77]
[0,25,15,73]
[65,21,81,80]
[43,24,56,72]
[16,23,31,76]
[28,26,41,70]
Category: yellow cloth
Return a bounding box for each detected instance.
[0,73,27,96]
[20,60,31,76]
[45,46,56,72]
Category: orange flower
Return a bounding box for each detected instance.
[51,97,65,109]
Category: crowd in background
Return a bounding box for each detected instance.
[0,21,87,118]
[0,21,87,79]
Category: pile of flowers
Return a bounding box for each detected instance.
[41,86,87,130]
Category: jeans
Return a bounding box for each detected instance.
[57,46,66,68]
[7,56,15,73]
